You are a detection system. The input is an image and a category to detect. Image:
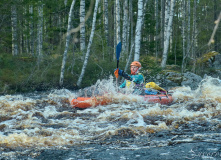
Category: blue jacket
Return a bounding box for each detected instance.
[120,73,144,88]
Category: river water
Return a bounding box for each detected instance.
[0,76,221,160]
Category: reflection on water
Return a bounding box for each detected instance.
[0,76,221,159]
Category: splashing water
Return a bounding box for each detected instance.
[0,76,221,159]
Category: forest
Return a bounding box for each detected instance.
[0,0,220,94]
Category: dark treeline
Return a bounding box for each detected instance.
[0,0,220,93]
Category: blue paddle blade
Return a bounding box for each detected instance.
[116,42,122,61]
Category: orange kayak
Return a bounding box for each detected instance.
[71,94,173,109]
[143,94,173,105]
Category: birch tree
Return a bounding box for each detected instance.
[115,0,121,45]
[11,4,18,56]
[23,7,29,54]
[37,2,43,63]
[128,0,134,64]
[181,0,186,73]
[29,5,34,55]
[191,0,197,72]
[80,0,86,51]
[59,0,76,86]
[103,0,109,43]
[126,0,132,55]
[155,0,159,60]
[163,0,170,48]
[122,0,128,55]
[134,0,143,61]
[161,0,175,68]
[160,0,165,52]
[77,0,100,87]
[187,0,191,56]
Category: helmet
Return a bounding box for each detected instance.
[130,61,141,68]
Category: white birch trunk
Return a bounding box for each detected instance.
[187,0,191,56]
[181,0,186,73]
[163,0,170,46]
[37,3,43,63]
[77,0,100,87]
[155,0,159,60]
[113,1,116,60]
[11,5,18,56]
[142,0,148,54]
[103,0,109,43]
[129,0,133,58]
[80,0,86,51]
[59,0,76,86]
[134,0,143,61]
[29,5,34,55]
[116,0,121,44]
[161,0,175,68]
[23,7,29,54]
[122,0,128,54]
[160,0,165,51]
[169,25,173,53]
[191,0,197,72]
[126,0,132,55]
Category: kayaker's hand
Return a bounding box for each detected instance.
[114,68,123,76]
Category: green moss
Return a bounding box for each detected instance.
[160,70,180,75]
[196,51,219,64]
[167,77,183,84]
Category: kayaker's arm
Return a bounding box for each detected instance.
[121,72,132,81]
[114,68,143,84]
[119,80,126,88]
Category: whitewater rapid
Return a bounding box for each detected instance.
[0,76,221,159]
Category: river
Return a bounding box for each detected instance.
[0,76,221,160]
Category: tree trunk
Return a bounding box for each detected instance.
[142,0,148,55]
[186,0,191,59]
[29,5,34,56]
[116,0,121,45]
[161,0,175,68]
[77,0,100,87]
[80,0,86,51]
[128,0,133,63]
[24,7,29,54]
[163,0,170,48]
[103,0,109,43]
[191,0,197,73]
[122,0,128,56]
[59,0,77,86]
[181,0,186,73]
[213,0,218,51]
[155,0,159,61]
[11,4,18,56]
[113,1,116,60]
[160,0,165,54]
[37,3,43,63]
[134,0,143,61]
[124,42,134,73]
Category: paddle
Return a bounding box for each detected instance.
[114,42,122,79]
[116,42,121,68]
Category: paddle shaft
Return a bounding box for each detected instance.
[116,42,121,87]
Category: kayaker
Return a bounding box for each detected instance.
[114,61,145,94]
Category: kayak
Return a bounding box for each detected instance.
[70,94,173,109]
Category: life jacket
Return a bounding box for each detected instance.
[126,73,145,88]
